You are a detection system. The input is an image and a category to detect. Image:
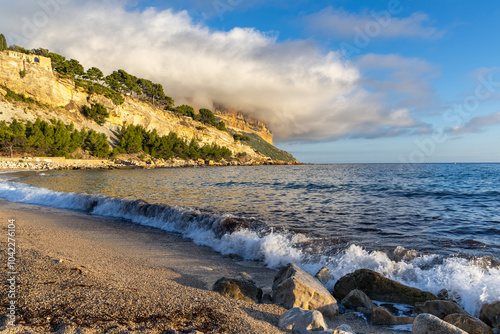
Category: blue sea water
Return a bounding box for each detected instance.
[1,163,499,315]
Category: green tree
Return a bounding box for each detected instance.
[0,34,7,51]
[173,105,195,118]
[82,103,109,125]
[84,67,104,82]
[215,121,226,131]
[198,108,216,126]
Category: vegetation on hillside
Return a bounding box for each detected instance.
[116,124,232,161]
[0,118,233,162]
[0,34,7,52]
[0,118,109,158]
[81,103,109,125]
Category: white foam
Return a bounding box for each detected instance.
[1,180,499,316]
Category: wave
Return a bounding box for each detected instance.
[0,179,499,316]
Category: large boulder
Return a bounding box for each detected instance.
[273,263,339,318]
[480,301,500,329]
[212,277,262,303]
[371,306,414,326]
[414,300,468,319]
[341,289,375,314]
[444,313,494,334]
[412,313,468,334]
[278,307,327,334]
[333,269,438,305]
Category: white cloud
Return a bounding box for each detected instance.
[0,0,428,142]
[446,111,500,135]
[304,7,445,40]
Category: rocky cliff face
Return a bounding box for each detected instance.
[214,106,274,145]
[0,51,293,161]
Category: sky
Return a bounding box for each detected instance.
[0,0,499,163]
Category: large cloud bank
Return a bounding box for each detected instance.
[0,0,424,141]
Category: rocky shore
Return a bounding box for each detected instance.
[0,156,301,171]
[1,200,498,334]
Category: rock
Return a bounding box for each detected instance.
[333,324,356,334]
[371,306,414,326]
[212,277,262,303]
[278,307,327,334]
[273,263,339,318]
[415,300,468,319]
[333,269,439,305]
[480,301,500,329]
[444,313,494,334]
[315,267,334,285]
[412,313,468,334]
[341,289,374,314]
[393,246,419,262]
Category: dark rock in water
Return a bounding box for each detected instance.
[444,313,494,334]
[480,301,500,329]
[371,306,414,326]
[412,313,468,334]
[415,300,468,319]
[341,289,374,314]
[333,269,439,305]
[273,263,339,318]
[314,267,334,285]
[212,277,262,303]
[216,217,251,235]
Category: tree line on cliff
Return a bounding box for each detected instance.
[0,117,231,162]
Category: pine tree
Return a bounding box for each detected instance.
[0,34,7,51]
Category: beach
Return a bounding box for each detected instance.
[0,200,287,333]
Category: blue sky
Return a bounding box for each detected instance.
[1,0,499,162]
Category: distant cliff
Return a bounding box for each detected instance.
[0,50,296,162]
[214,106,274,145]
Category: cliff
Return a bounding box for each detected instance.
[0,51,296,162]
[214,105,274,145]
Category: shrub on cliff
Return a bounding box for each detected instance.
[197,108,216,126]
[81,103,110,125]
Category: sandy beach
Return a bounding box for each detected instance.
[0,199,289,333]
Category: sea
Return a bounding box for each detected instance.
[1,163,499,316]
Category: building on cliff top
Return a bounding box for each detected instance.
[2,50,52,72]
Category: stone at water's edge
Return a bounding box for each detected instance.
[415,300,468,319]
[412,313,468,334]
[333,324,356,334]
[333,269,439,305]
[278,307,327,334]
[480,301,500,329]
[273,263,339,318]
[340,289,374,314]
[371,306,414,326]
[212,277,262,304]
[444,313,494,334]
[314,267,334,285]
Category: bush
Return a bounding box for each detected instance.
[82,103,109,125]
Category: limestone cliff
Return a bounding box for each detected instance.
[0,51,295,162]
[213,105,274,145]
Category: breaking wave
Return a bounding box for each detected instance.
[0,179,499,316]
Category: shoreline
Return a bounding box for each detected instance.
[0,200,413,334]
[0,157,301,171]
